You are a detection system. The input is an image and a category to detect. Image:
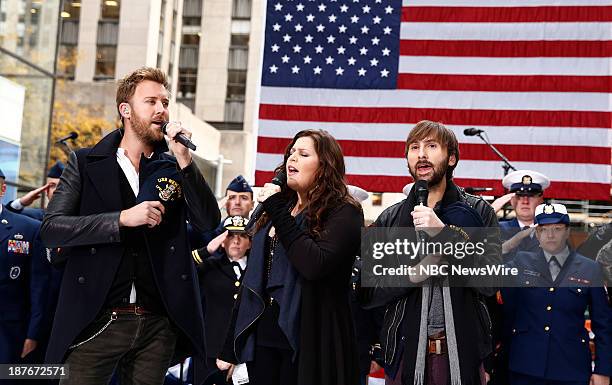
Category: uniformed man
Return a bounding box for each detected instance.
[502,203,612,385]
[0,168,50,370]
[194,215,250,385]
[193,175,254,260]
[6,161,65,221]
[499,170,551,259]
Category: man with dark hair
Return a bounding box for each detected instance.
[192,175,254,263]
[363,120,500,385]
[41,67,220,385]
[499,170,550,259]
[7,161,65,221]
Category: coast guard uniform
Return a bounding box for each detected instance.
[502,204,612,385]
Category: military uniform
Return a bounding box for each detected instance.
[499,170,551,260]
[192,216,249,385]
[0,206,50,364]
[501,204,612,385]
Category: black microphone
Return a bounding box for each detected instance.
[55,132,78,143]
[161,122,197,151]
[245,170,288,233]
[414,180,429,246]
[463,127,484,136]
[415,180,428,207]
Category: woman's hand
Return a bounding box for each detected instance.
[257,183,281,203]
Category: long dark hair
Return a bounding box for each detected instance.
[254,129,361,237]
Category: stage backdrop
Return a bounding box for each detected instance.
[254,0,612,200]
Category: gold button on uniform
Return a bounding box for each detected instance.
[544,326,550,331]
[546,306,552,311]
[549,287,555,292]
[581,339,586,343]
[233,294,238,299]
[235,281,240,287]
[577,288,582,293]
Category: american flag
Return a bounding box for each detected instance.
[254,0,612,200]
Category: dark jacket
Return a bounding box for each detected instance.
[502,250,612,381]
[0,207,50,363]
[223,193,363,385]
[499,219,540,260]
[6,202,44,221]
[198,255,244,359]
[362,181,500,384]
[40,129,220,366]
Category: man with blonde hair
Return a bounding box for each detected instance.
[41,67,220,385]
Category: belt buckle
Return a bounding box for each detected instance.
[134,306,146,315]
[435,339,442,355]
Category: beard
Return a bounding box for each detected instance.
[130,110,164,146]
[408,156,449,188]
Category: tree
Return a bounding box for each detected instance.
[48,53,116,168]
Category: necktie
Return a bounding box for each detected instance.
[549,256,561,281]
[231,261,243,280]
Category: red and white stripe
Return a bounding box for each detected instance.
[255,1,612,200]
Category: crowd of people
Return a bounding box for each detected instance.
[1,67,610,385]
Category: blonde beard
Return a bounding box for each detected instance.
[130,112,164,146]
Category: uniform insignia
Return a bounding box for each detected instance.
[568,276,590,284]
[232,216,246,227]
[1,219,7,224]
[8,240,30,254]
[523,269,541,277]
[522,175,532,184]
[9,266,21,279]
[156,177,182,202]
[14,233,23,240]
[543,205,555,214]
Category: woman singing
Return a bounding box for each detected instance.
[219,129,363,385]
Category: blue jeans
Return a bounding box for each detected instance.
[61,311,177,385]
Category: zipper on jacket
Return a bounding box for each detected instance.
[233,285,266,361]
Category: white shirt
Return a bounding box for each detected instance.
[229,256,248,280]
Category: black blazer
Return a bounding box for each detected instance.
[41,129,220,365]
[197,255,243,359]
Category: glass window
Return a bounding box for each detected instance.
[58,45,77,77]
[95,46,117,79]
[232,0,251,19]
[183,0,202,17]
[177,68,198,98]
[101,0,121,20]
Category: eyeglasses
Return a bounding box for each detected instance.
[536,225,567,235]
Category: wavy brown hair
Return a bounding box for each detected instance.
[254,129,361,237]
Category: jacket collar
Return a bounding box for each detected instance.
[399,179,462,227]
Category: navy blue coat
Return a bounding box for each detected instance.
[0,207,50,363]
[501,250,612,381]
[6,202,44,221]
[499,219,540,260]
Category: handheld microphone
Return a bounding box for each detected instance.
[55,132,78,143]
[161,122,197,151]
[415,180,428,207]
[463,127,484,136]
[245,170,288,233]
[414,180,429,246]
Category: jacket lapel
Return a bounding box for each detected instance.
[86,130,123,211]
